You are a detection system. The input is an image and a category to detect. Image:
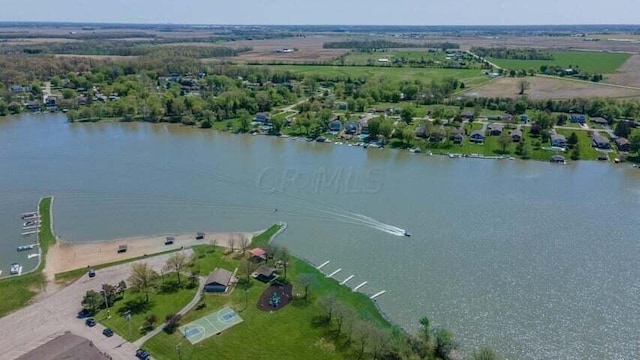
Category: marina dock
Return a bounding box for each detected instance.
[21,231,37,236]
[326,268,342,278]
[340,275,354,285]
[370,290,386,299]
[316,260,330,270]
[353,281,368,291]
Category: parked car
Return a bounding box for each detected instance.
[77,309,91,318]
[102,328,114,337]
[88,269,96,278]
[85,318,96,327]
[136,349,151,360]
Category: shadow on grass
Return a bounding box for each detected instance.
[310,314,330,328]
[118,296,153,315]
[158,280,181,294]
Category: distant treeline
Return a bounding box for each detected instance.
[3,41,251,58]
[471,47,554,60]
[0,31,157,40]
[323,40,460,50]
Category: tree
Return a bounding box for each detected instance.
[238,235,250,255]
[400,106,416,124]
[401,126,415,147]
[101,283,117,307]
[164,314,182,334]
[271,116,284,135]
[318,294,337,322]
[518,80,530,95]
[239,258,258,284]
[567,132,579,148]
[188,268,200,287]
[379,119,394,142]
[353,321,374,358]
[333,301,351,336]
[128,263,158,302]
[166,252,187,285]
[434,329,457,360]
[298,273,316,301]
[367,116,382,139]
[117,280,127,297]
[614,121,631,138]
[238,109,251,133]
[81,290,102,314]
[142,314,158,332]
[275,246,291,281]
[516,139,531,159]
[471,347,499,360]
[630,131,640,153]
[570,147,580,160]
[419,316,431,343]
[498,131,511,154]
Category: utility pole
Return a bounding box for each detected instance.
[125,310,132,340]
[175,343,182,360]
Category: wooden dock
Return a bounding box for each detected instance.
[353,281,368,291]
[21,231,37,236]
[316,260,330,270]
[340,275,354,285]
[370,290,386,299]
[326,268,342,278]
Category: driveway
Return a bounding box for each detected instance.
[0,250,193,360]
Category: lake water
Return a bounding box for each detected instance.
[1,113,639,359]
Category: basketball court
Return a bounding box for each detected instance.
[180,306,243,345]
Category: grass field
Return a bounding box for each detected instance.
[488,51,631,73]
[340,50,450,66]
[257,65,489,86]
[555,129,608,160]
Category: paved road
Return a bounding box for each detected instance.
[0,250,192,360]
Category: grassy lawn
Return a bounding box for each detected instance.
[256,65,489,87]
[143,225,393,360]
[0,197,53,318]
[555,129,603,160]
[95,278,198,341]
[488,51,631,74]
[250,223,282,248]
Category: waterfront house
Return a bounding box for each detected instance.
[26,101,41,112]
[488,123,504,136]
[453,133,464,144]
[519,114,528,123]
[345,121,360,135]
[255,112,270,123]
[615,137,630,151]
[460,111,474,121]
[204,268,236,293]
[329,119,343,132]
[251,265,278,283]
[511,129,522,142]
[249,248,267,262]
[551,134,567,148]
[415,126,428,138]
[592,134,611,149]
[551,155,566,163]
[470,130,485,144]
[591,117,609,126]
[570,113,586,124]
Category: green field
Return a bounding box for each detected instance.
[257,65,489,86]
[341,50,450,65]
[488,51,631,73]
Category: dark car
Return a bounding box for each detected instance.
[77,309,91,318]
[88,269,96,278]
[136,349,151,360]
[85,318,96,327]
[102,328,114,337]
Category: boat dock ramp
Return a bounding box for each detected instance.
[316,259,385,300]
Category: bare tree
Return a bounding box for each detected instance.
[229,236,236,253]
[239,258,258,284]
[318,294,337,322]
[370,326,393,360]
[128,262,158,302]
[353,320,374,359]
[239,235,250,255]
[298,273,316,301]
[166,252,187,285]
[209,238,217,252]
[518,80,530,95]
[275,246,291,281]
[333,301,352,336]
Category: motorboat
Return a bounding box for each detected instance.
[403,230,411,237]
[23,220,38,227]
[10,263,22,275]
[21,213,37,220]
[17,244,36,252]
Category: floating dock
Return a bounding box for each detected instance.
[370,290,386,299]
[353,281,368,291]
[326,268,342,278]
[316,261,330,270]
[21,231,37,236]
[22,225,39,231]
[27,254,40,259]
[340,275,354,285]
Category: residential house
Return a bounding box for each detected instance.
[329,119,343,132]
[345,121,360,135]
[10,85,31,93]
[551,134,567,148]
[510,129,522,142]
[550,155,566,163]
[570,114,587,124]
[249,248,267,262]
[460,111,474,121]
[26,101,41,112]
[44,96,57,111]
[415,126,428,139]
[251,265,277,283]
[255,112,270,123]
[469,130,485,144]
[591,117,609,126]
[487,123,504,136]
[359,115,371,134]
[336,102,348,111]
[615,137,630,151]
[204,268,236,293]
[453,133,464,144]
[592,134,611,149]
[519,114,528,123]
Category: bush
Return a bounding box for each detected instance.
[164,313,182,334]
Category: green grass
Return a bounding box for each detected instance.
[95,278,198,341]
[488,51,631,74]
[555,129,607,160]
[250,224,282,248]
[255,65,489,87]
[0,197,53,318]
[143,225,393,360]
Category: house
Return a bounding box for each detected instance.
[591,117,609,126]
[460,111,474,120]
[26,101,41,112]
[469,130,485,144]
[615,137,630,151]
[551,134,567,148]
[345,121,360,135]
[487,123,503,136]
[249,248,267,262]
[570,114,586,124]
[550,155,566,163]
[519,114,528,123]
[251,265,277,283]
[592,134,611,149]
[510,129,522,142]
[453,133,464,144]
[255,112,270,123]
[45,96,57,111]
[329,119,343,132]
[336,102,348,110]
[10,85,31,93]
[415,126,428,138]
[204,268,236,293]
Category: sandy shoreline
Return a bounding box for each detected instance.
[45,230,259,279]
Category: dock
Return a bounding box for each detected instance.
[21,231,37,236]
[316,260,330,270]
[22,225,39,231]
[27,254,40,259]
[353,281,368,291]
[340,275,354,285]
[326,268,342,278]
[370,290,386,299]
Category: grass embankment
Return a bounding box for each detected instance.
[489,50,631,73]
[144,225,392,360]
[0,197,53,318]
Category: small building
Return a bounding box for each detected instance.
[204,268,236,293]
[329,119,343,132]
[345,121,360,135]
[249,248,267,262]
[415,126,428,139]
[592,134,611,149]
[255,112,270,123]
[336,102,348,111]
[488,123,504,136]
[519,114,528,123]
[615,137,630,152]
[469,130,485,144]
[591,117,609,126]
[251,265,277,283]
[550,155,566,163]
[570,114,587,124]
[551,134,567,148]
[26,101,41,112]
[453,133,464,144]
[511,129,522,142]
[460,111,474,120]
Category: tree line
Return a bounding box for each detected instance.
[323,40,460,50]
[470,47,554,60]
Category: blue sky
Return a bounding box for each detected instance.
[1,0,637,25]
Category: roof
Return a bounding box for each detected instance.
[206,268,234,287]
[592,134,610,143]
[551,134,566,141]
[253,265,276,277]
[592,117,609,124]
[551,155,566,161]
[470,130,485,137]
[249,248,266,259]
[15,332,111,360]
[450,127,465,135]
[511,129,523,136]
[615,137,629,145]
[488,123,504,131]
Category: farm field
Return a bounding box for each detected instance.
[339,50,460,65]
[488,50,631,74]
[257,65,489,86]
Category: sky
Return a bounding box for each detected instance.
[0,0,638,25]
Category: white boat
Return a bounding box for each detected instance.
[28,254,40,259]
[17,244,36,252]
[21,213,38,220]
[403,230,411,237]
[10,263,22,275]
[23,221,38,227]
